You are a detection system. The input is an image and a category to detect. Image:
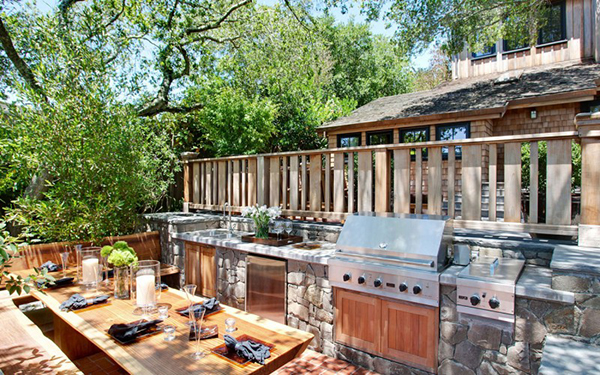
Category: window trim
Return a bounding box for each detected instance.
[336,132,362,148]
[366,130,394,146]
[471,45,497,60]
[537,0,566,46]
[399,127,431,144]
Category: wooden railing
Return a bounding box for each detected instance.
[183,131,584,236]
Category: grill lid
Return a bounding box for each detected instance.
[335,213,453,271]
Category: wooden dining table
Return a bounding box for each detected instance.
[11,269,313,374]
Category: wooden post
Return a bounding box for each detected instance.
[324,153,331,212]
[427,147,442,215]
[393,149,410,214]
[576,113,600,247]
[218,161,227,206]
[290,156,299,211]
[448,147,456,218]
[462,145,482,221]
[529,142,539,224]
[503,143,521,223]
[415,148,423,214]
[247,158,257,206]
[333,153,345,213]
[233,160,241,207]
[181,152,198,211]
[374,150,390,212]
[347,153,355,213]
[192,162,200,204]
[546,140,572,225]
[257,156,269,206]
[310,154,322,212]
[358,151,372,212]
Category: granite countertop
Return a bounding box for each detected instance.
[172,230,336,265]
[440,264,574,304]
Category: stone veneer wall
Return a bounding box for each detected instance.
[216,248,247,311]
[287,261,335,356]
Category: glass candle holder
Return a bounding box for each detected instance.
[158,305,169,320]
[131,260,161,309]
[77,247,102,289]
[225,318,236,333]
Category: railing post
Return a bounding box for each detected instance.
[576,113,600,247]
[181,152,198,212]
[257,156,269,206]
[374,150,390,212]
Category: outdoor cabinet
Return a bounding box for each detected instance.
[334,288,438,373]
[184,243,216,298]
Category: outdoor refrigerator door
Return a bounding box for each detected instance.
[246,255,287,325]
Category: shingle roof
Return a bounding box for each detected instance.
[319,62,600,130]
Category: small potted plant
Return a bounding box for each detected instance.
[101,241,138,299]
[241,205,281,239]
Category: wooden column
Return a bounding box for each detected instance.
[374,150,390,212]
[427,147,442,215]
[529,142,539,224]
[257,156,269,206]
[247,158,257,206]
[447,147,456,218]
[488,145,497,221]
[462,145,482,221]
[546,140,572,225]
[576,114,600,247]
[324,153,331,212]
[269,157,280,207]
[192,162,200,204]
[181,152,198,211]
[218,161,227,206]
[310,154,322,212]
[393,149,410,214]
[503,143,521,223]
[358,151,372,212]
[233,160,241,207]
[347,153,355,213]
[415,148,423,214]
[333,153,345,213]
[290,156,299,211]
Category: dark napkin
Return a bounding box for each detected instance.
[40,261,59,272]
[59,294,109,311]
[180,298,220,318]
[108,319,163,343]
[37,277,74,289]
[224,334,271,365]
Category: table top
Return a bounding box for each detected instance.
[16,269,313,374]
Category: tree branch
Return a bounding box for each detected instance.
[0,17,47,101]
[185,0,252,34]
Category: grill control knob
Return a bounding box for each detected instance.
[374,278,383,288]
[358,275,366,284]
[489,297,500,309]
[399,282,408,292]
[470,294,481,306]
[343,273,351,282]
[413,285,422,294]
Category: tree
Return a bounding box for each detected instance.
[323,0,557,56]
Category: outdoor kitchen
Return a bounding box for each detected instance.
[145,210,599,375]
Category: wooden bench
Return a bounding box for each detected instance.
[0,291,82,374]
[7,231,180,287]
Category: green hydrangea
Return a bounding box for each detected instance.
[101,241,138,267]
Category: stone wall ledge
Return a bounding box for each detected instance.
[143,212,220,225]
[539,335,600,374]
[551,244,600,275]
[441,265,575,305]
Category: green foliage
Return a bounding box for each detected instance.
[101,241,138,267]
[0,221,54,295]
[521,141,581,192]
[324,0,556,57]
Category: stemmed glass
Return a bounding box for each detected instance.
[284,220,293,238]
[183,284,205,360]
[183,284,197,327]
[60,251,69,278]
[101,254,110,286]
[273,220,284,241]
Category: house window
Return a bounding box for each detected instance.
[582,100,600,114]
[400,127,430,160]
[472,45,497,59]
[366,130,393,146]
[436,122,471,159]
[538,1,566,45]
[337,133,361,148]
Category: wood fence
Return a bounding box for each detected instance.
[183,132,585,236]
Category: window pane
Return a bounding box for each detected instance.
[402,129,428,143]
[539,2,565,45]
[340,137,360,147]
[368,132,392,146]
[472,45,496,58]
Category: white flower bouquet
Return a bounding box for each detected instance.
[241,205,282,239]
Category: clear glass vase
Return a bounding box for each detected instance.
[254,221,269,239]
[114,266,130,299]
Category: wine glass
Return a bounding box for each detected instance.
[190,307,206,360]
[183,284,197,327]
[273,220,284,241]
[284,220,293,238]
[60,251,69,278]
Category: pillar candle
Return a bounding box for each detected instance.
[82,257,99,284]
[136,270,156,306]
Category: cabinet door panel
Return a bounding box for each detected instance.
[381,300,438,373]
[184,243,201,295]
[200,245,216,298]
[335,289,381,353]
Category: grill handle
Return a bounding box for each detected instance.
[341,252,435,268]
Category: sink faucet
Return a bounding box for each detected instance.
[223,202,233,233]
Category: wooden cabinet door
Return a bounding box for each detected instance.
[335,289,381,353]
[200,245,216,298]
[184,243,201,295]
[380,300,439,373]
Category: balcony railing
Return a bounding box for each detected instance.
[182,131,592,237]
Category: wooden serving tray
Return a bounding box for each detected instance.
[241,234,303,247]
[211,334,275,367]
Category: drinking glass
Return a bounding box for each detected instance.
[183,284,197,327]
[163,325,176,341]
[225,318,236,333]
[190,305,206,360]
[273,220,284,240]
[60,251,69,278]
[101,254,110,285]
[158,305,169,320]
[284,220,293,237]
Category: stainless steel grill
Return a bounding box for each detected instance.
[328,213,453,307]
